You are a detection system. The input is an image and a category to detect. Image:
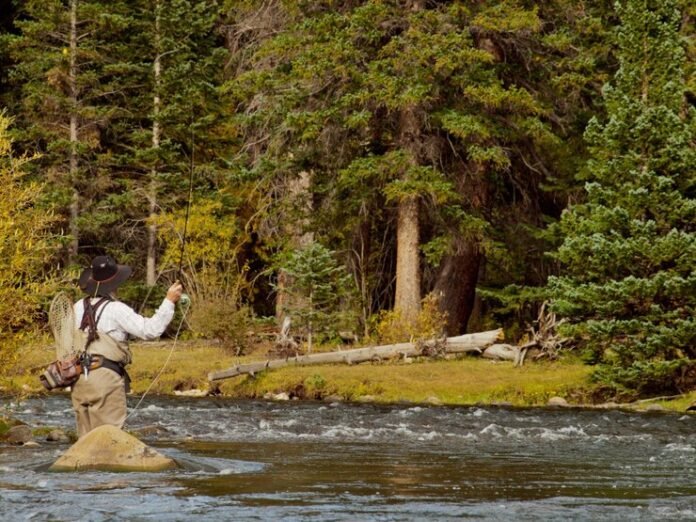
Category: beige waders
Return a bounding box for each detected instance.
[71,367,127,438]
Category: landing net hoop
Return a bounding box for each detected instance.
[49,292,78,361]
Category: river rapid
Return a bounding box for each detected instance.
[1,394,694,521]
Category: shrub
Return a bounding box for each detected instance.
[373,293,448,344]
[0,112,56,371]
[187,296,253,355]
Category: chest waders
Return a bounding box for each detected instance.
[78,297,132,392]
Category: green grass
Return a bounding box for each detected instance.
[221,356,594,406]
[3,337,694,412]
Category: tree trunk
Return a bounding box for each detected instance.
[146,1,161,287]
[307,288,313,353]
[482,343,518,362]
[68,0,79,263]
[433,239,481,335]
[434,152,490,333]
[209,329,504,381]
[392,2,425,323]
[275,170,313,321]
[394,195,421,322]
[350,217,372,338]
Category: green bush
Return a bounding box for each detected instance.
[187,297,253,355]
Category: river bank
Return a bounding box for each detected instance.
[2,338,695,412]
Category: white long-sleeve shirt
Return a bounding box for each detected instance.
[74,298,175,343]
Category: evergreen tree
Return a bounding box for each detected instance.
[0,1,20,101]
[123,0,230,289]
[278,241,356,352]
[225,1,579,335]
[8,0,137,265]
[549,0,696,395]
[7,0,231,293]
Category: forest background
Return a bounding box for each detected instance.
[0,0,693,400]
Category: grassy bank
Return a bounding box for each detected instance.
[3,337,695,412]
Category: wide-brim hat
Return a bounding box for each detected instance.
[79,255,132,296]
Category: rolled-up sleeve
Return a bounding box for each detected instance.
[112,299,175,340]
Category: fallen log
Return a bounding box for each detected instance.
[208,329,503,382]
[482,343,518,362]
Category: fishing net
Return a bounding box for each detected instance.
[49,292,78,360]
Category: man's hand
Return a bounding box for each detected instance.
[166,281,184,303]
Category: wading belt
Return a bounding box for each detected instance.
[88,354,131,393]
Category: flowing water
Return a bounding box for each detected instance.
[1,394,694,521]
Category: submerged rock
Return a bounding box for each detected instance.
[5,425,33,445]
[46,429,71,443]
[49,424,178,472]
[135,424,171,438]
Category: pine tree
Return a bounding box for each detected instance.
[549,0,696,395]
[8,0,230,290]
[8,0,137,265]
[278,241,356,352]
[126,0,230,290]
[225,1,572,334]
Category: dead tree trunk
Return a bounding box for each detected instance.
[481,343,518,362]
[209,329,503,381]
[146,0,162,287]
[68,0,79,264]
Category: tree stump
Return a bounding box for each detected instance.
[268,316,301,358]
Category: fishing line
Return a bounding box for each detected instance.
[123,298,191,425]
[125,115,196,424]
[177,116,196,287]
[137,116,195,312]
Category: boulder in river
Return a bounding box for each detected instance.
[5,425,33,445]
[49,424,178,472]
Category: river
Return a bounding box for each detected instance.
[1,394,694,521]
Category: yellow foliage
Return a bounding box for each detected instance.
[152,196,253,346]
[0,112,56,370]
[374,293,448,344]
[153,197,247,293]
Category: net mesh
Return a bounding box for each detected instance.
[49,292,77,360]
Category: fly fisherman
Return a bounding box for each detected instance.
[71,255,183,438]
